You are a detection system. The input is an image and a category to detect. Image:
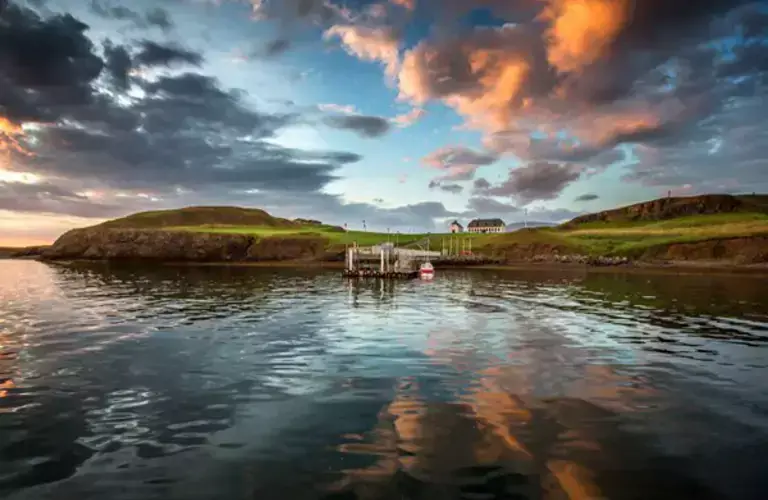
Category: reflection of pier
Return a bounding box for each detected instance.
[343,242,440,279]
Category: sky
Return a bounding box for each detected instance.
[1,0,767,245]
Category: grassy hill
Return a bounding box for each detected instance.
[70,194,768,262]
[567,194,768,225]
[97,206,298,229]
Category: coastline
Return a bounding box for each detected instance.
[29,256,768,278]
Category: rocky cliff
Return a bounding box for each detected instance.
[42,228,335,263]
[638,236,768,264]
[567,194,767,225]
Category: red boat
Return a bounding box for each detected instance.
[419,262,435,279]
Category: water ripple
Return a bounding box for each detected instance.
[1,262,767,499]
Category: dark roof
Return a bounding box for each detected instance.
[449,220,463,227]
[468,218,505,228]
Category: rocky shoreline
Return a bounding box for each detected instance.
[35,228,334,262]
[2,228,767,272]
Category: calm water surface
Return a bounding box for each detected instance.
[1,260,767,499]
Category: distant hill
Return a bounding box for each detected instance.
[566,194,768,226]
[96,206,298,229]
[505,221,556,231]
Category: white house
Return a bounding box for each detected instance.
[467,218,505,233]
[449,220,464,233]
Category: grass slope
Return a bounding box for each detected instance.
[548,212,768,257]
[98,206,298,229]
[89,197,768,259]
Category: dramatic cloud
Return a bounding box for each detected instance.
[89,1,173,31]
[103,41,132,89]
[422,146,498,182]
[144,7,173,31]
[249,0,351,26]
[324,24,401,77]
[477,162,583,205]
[0,2,367,224]
[3,0,768,244]
[392,107,425,127]
[397,24,548,131]
[539,0,631,74]
[134,40,203,67]
[0,3,103,123]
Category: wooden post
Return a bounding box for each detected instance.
[380,248,385,273]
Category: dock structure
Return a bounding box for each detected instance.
[342,241,440,279]
[441,234,473,257]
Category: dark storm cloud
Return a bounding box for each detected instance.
[89,1,173,31]
[103,41,131,89]
[428,180,463,194]
[251,0,349,27]
[473,178,491,191]
[622,92,768,194]
[389,0,767,201]
[555,0,755,106]
[134,40,203,67]
[89,0,142,24]
[0,2,103,122]
[0,1,369,221]
[144,7,173,31]
[477,162,583,205]
[324,114,391,138]
[575,193,599,202]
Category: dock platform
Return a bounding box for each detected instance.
[342,242,430,280]
[342,269,418,279]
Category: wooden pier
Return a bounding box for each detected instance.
[343,241,438,279]
[342,269,418,279]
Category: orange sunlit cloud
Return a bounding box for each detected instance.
[0,116,34,158]
[392,107,425,127]
[391,0,415,10]
[398,41,531,132]
[539,0,631,74]
[324,24,402,78]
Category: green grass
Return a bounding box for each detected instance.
[168,225,441,248]
[163,211,768,258]
[97,206,297,229]
[89,201,768,261]
[469,212,768,258]
[551,212,768,256]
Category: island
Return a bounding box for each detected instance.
[5,194,767,270]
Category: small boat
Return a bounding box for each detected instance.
[419,261,435,280]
